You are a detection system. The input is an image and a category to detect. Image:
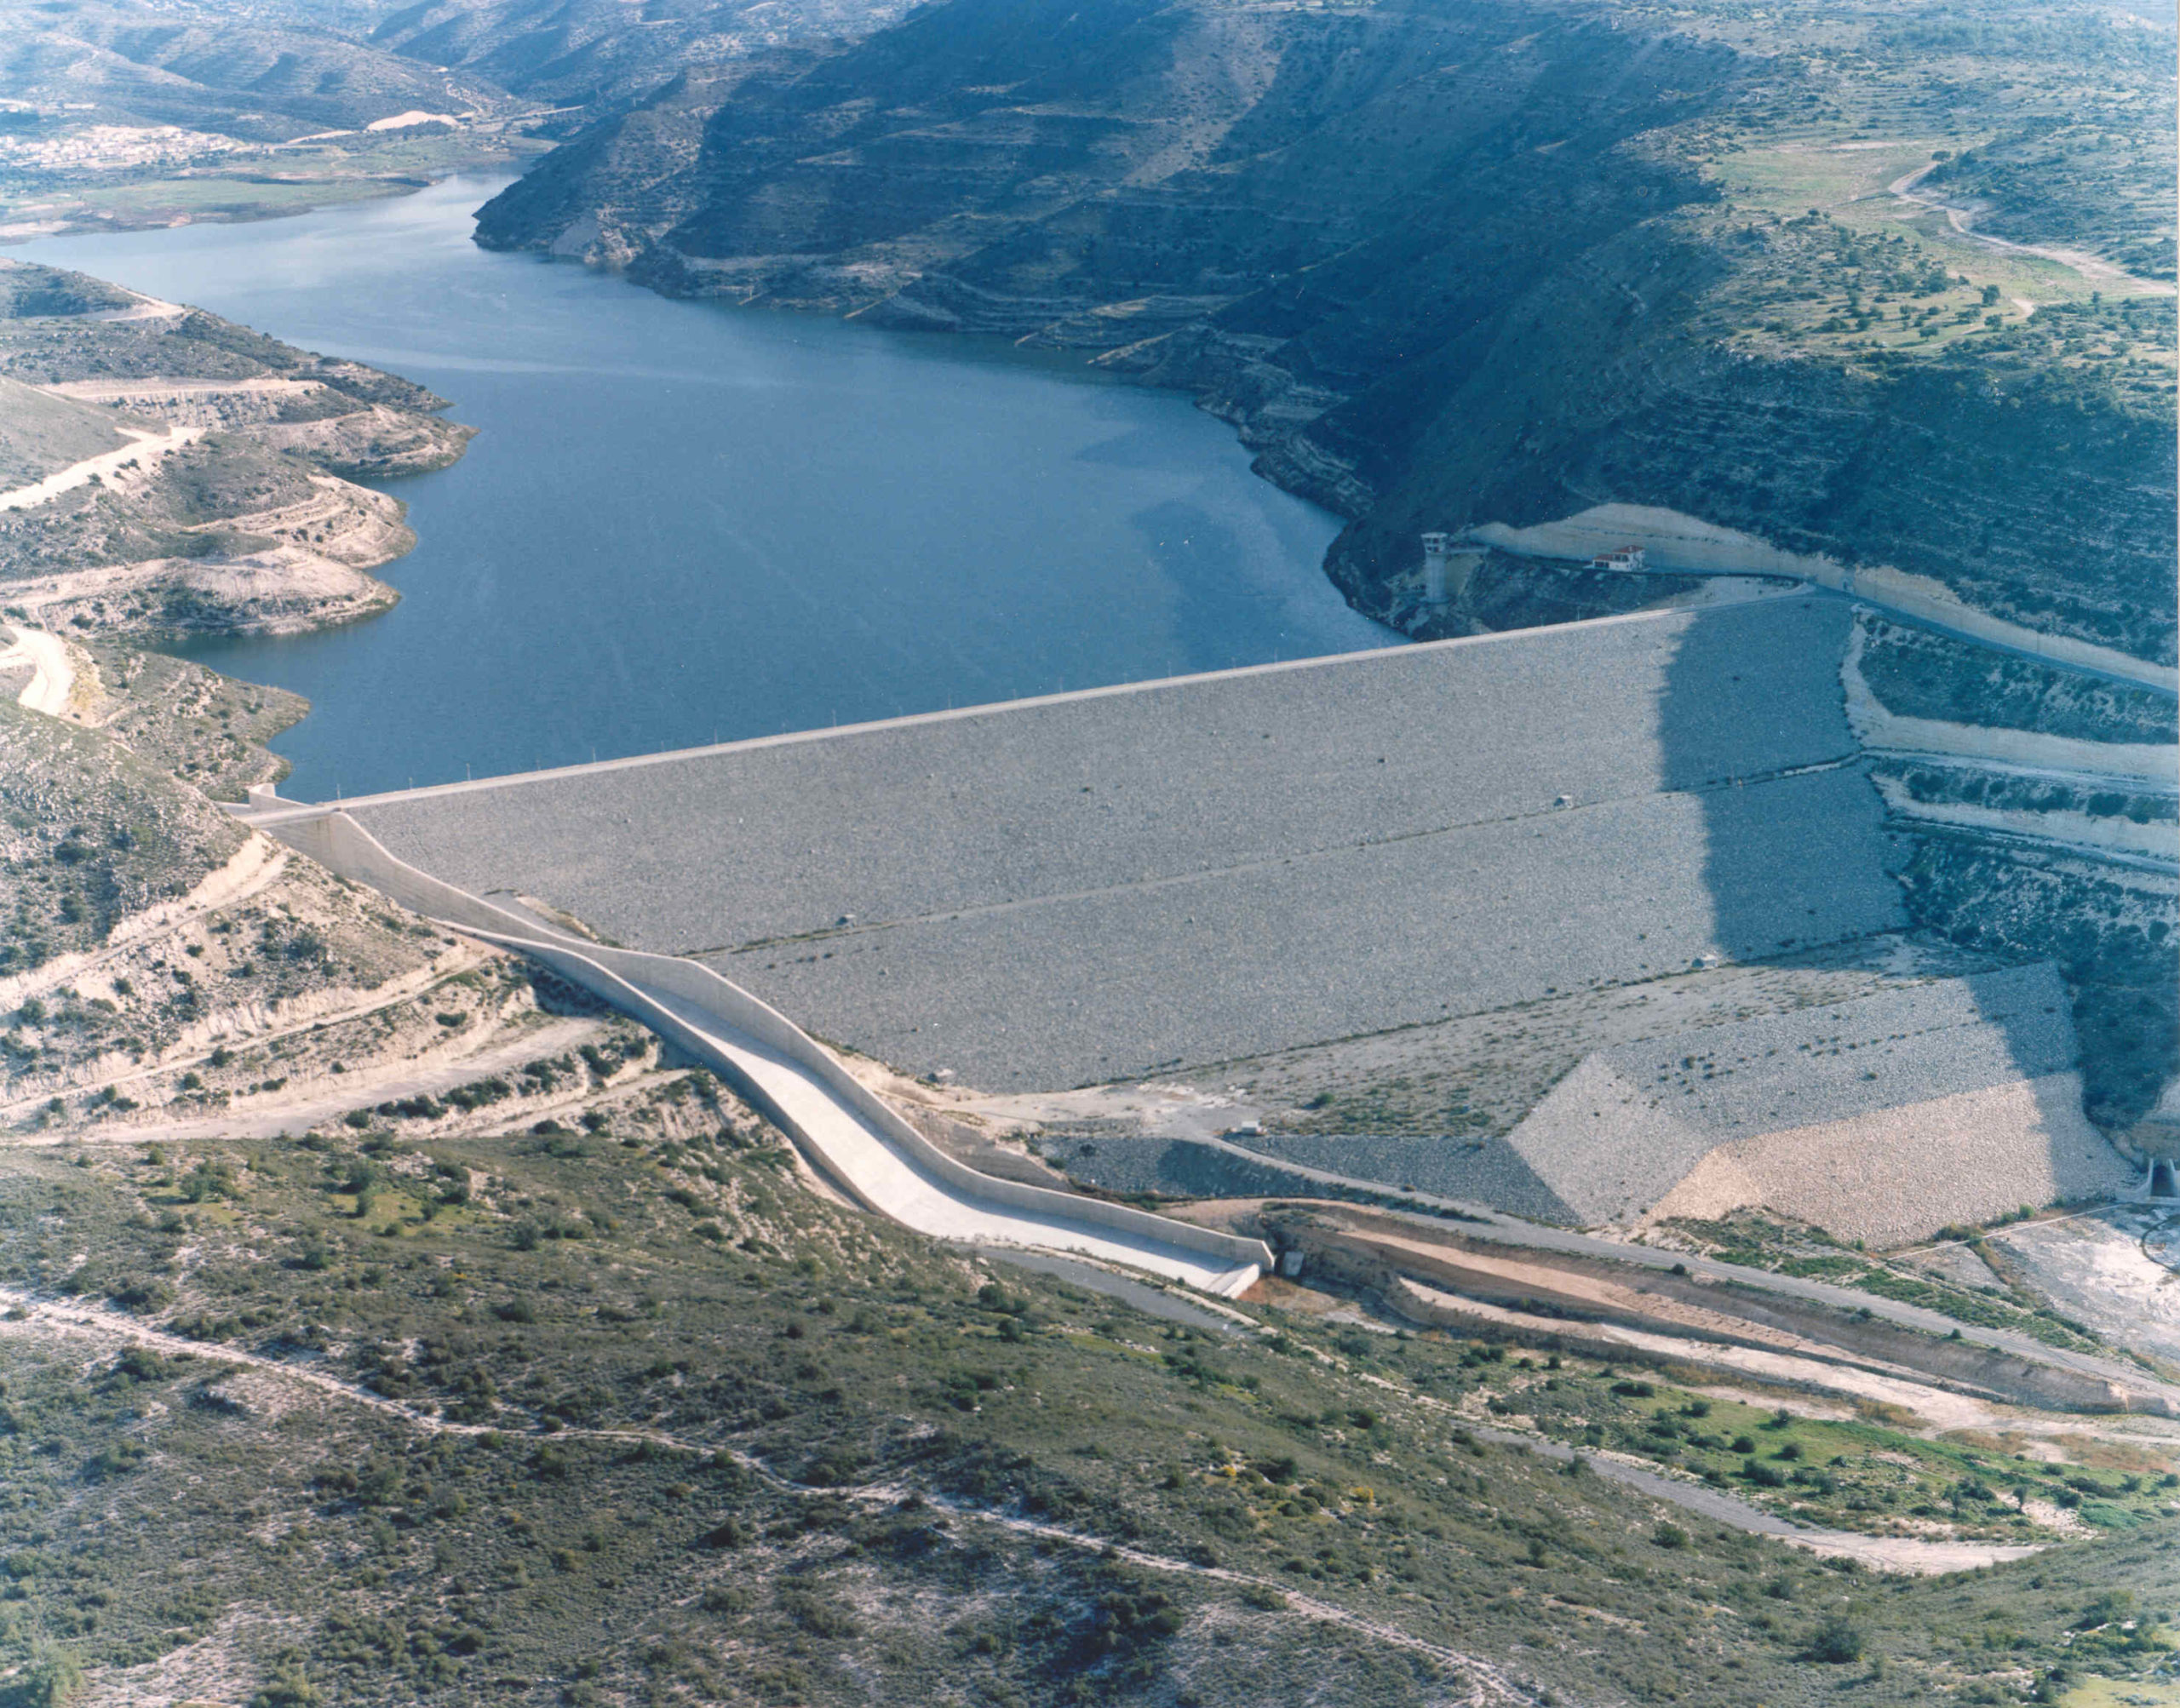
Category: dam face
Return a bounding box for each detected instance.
[333,594,1906,1092]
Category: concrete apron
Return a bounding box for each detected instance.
[245,806,1270,1298]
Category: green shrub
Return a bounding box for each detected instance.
[83,1441,148,1482]
[180,1161,236,1202]
[112,1347,172,1382]
[781,1591,857,1639]
[1805,1615,1864,1664]
[2076,1590,2135,1628]
[0,1642,83,1708]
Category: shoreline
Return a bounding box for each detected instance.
[21,174,1386,802]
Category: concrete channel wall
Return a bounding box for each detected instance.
[264,811,1271,1296]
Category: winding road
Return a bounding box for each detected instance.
[1177,1132,2180,1413]
[1888,160,2176,297]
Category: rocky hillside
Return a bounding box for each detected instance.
[471,0,2178,1143]
[360,0,925,115]
[474,0,2177,668]
[0,157,2171,1704]
[0,0,503,140]
[2,685,2175,1708]
[0,259,473,638]
[0,0,914,239]
[8,674,2171,1708]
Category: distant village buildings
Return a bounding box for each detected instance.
[1590,545,1648,574]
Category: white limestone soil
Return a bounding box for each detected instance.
[1989,1208,2180,1366]
[0,622,77,715]
[0,421,200,512]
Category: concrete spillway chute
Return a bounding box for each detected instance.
[241,805,1271,1298]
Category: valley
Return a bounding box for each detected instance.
[0,0,2171,1704]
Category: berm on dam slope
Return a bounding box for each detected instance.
[303,596,1901,1092]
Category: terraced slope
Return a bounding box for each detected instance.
[0,260,473,645]
[250,807,1274,1293]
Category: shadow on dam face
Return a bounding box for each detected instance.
[335,595,1904,1088]
[1660,600,2120,1218]
[1655,595,1896,966]
[281,584,2157,1240]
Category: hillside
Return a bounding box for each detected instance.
[0,0,912,238]
[0,258,473,642]
[0,676,2175,1707]
[0,374,133,492]
[361,0,926,113]
[470,0,2179,1141]
[0,11,2171,1703]
[473,0,2177,666]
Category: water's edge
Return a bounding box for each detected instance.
[27,177,1393,800]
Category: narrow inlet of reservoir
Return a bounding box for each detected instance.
[25,178,1391,799]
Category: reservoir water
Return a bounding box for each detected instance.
[26,177,1390,800]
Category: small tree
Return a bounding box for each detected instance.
[5,1641,83,1708]
[1807,1614,1864,1664]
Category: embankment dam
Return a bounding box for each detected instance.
[249,591,2139,1241]
[281,594,1902,1090]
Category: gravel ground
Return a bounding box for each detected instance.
[1987,1206,2180,1365]
[1050,1135,1374,1202]
[1049,1132,1574,1219]
[341,597,1904,1090]
[1049,966,2129,1240]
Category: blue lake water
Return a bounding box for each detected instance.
[26,177,1391,799]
